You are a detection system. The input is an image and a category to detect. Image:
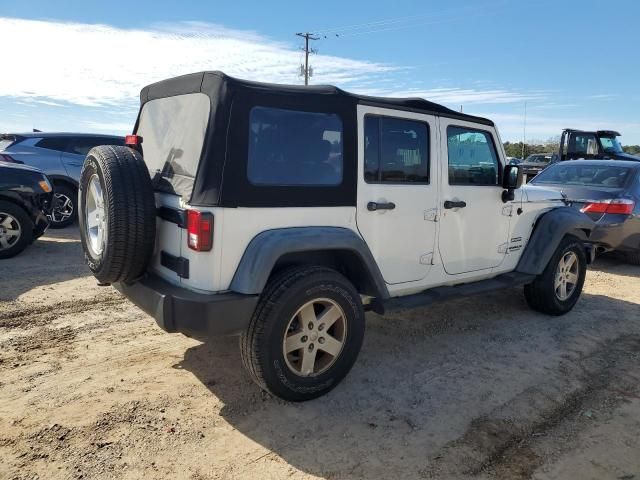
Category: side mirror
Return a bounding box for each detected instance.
[501,164,523,202]
[502,164,523,190]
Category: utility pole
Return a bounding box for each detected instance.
[521,101,527,159]
[296,32,319,85]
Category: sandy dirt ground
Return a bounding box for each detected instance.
[1,227,639,480]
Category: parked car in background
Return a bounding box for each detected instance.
[0,161,53,259]
[529,160,640,264]
[0,133,124,228]
[521,153,553,182]
[506,156,522,165]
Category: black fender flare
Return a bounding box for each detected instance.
[229,227,390,299]
[516,207,595,276]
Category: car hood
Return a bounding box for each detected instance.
[0,160,43,173]
[521,184,566,202]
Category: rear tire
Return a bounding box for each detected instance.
[240,266,365,402]
[78,145,156,284]
[625,251,640,265]
[48,184,77,229]
[0,201,33,259]
[524,235,586,316]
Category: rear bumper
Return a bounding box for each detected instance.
[590,218,640,253]
[113,274,258,337]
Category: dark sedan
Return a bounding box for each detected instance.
[0,161,53,258]
[530,160,640,264]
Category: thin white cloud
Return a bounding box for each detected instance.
[0,17,542,110]
[0,17,394,107]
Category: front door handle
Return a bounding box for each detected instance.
[443,200,467,209]
[367,201,396,211]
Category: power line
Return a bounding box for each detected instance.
[312,5,489,36]
[295,32,319,85]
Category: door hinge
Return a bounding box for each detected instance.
[420,253,434,265]
[502,205,513,217]
[497,243,509,254]
[424,209,438,222]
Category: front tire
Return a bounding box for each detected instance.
[240,266,365,402]
[0,201,33,259]
[524,235,586,316]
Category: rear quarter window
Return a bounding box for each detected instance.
[35,137,69,152]
[247,106,343,186]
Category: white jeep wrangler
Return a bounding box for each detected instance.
[78,72,596,401]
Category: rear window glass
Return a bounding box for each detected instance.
[532,164,632,188]
[136,92,210,198]
[0,138,16,150]
[248,106,343,186]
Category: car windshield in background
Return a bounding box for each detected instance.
[525,155,552,164]
[599,135,624,154]
[531,163,632,189]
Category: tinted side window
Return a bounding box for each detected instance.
[569,134,598,156]
[364,116,429,183]
[447,126,500,185]
[66,137,122,156]
[248,106,343,186]
[35,137,69,152]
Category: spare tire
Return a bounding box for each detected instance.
[79,145,156,284]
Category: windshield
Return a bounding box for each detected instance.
[525,154,552,164]
[598,135,624,154]
[531,163,632,189]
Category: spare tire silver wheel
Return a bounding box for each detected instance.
[78,145,156,284]
[85,174,106,257]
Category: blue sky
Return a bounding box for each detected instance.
[1,0,639,144]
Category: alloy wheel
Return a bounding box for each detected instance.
[282,298,347,377]
[555,251,579,301]
[0,212,22,251]
[50,192,74,224]
[85,174,106,256]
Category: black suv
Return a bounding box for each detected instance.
[0,162,53,258]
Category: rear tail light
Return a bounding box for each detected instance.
[0,154,22,164]
[186,210,213,251]
[125,135,142,146]
[581,198,635,215]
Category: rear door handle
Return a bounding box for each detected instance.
[367,201,396,211]
[443,200,467,209]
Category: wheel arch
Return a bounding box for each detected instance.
[516,207,596,276]
[48,175,78,192]
[229,227,390,300]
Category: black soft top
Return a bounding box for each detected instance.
[136,71,496,207]
[140,71,494,127]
